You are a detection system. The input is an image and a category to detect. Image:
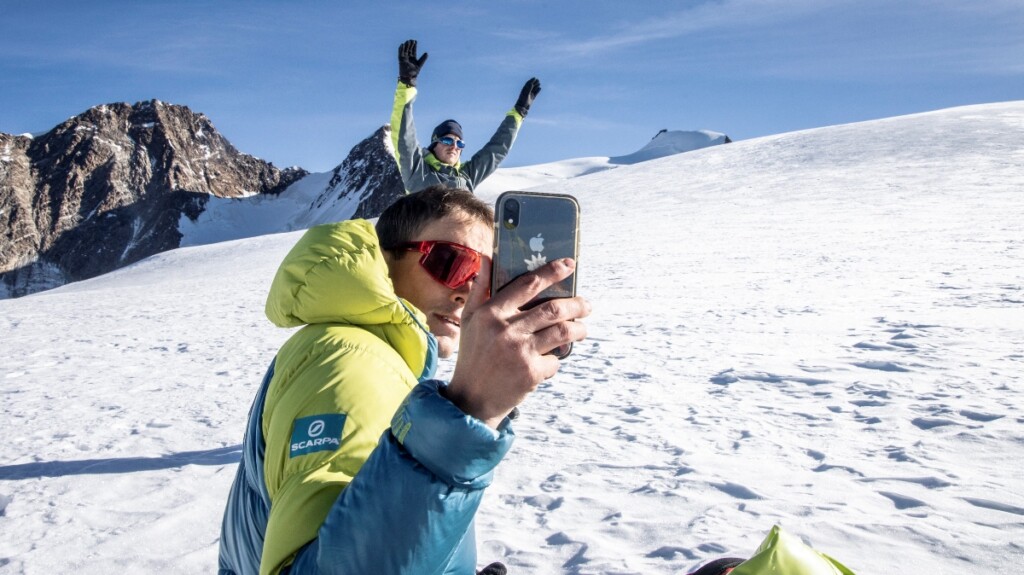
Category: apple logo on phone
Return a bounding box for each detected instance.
[524,233,547,271]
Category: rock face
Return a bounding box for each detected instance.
[177,124,408,247]
[0,100,306,297]
[332,125,407,220]
[300,125,407,226]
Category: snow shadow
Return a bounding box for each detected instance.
[0,445,241,480]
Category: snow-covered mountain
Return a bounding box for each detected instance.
[0,100,306,298]
[1,101,1020,573]
[2,105,723,299]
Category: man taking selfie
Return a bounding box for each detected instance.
[218,186,590,575]
[390,39,541,194]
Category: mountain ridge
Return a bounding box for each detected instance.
[1,100,729,299]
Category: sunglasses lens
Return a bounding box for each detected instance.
[440,136,465,149]
[422,243,480,288]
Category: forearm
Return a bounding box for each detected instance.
[465,76,538,185]
[390,81,423,183]
[464,111,522,186]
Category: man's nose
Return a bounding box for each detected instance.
[450,279,473,304]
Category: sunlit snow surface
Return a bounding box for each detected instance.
[1,103,1022,573]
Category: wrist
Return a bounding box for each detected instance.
[442,380,507,429]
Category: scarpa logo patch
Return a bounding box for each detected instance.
[290,414,346,458]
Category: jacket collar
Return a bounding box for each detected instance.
[425,152,462,173]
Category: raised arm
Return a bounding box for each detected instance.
[463,78,542,188]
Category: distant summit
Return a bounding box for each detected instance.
[610,129,731,165]
[474,128,731,197]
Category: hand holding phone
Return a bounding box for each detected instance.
[492,191,580,358]
[450,256,590,428]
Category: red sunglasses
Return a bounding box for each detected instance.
[396,241,483,289]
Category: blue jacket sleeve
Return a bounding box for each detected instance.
[289,379,515,575]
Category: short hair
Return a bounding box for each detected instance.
[376,185,493,255]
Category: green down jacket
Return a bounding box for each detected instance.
[218,220,514,575]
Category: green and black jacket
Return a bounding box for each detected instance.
[390,81,523,194]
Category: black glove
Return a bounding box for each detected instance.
[477,562,508,575]
[514,78,541,117]
[398,39,428,87]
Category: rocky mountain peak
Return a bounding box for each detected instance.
[1,100,307,297]
[314,125,406,221]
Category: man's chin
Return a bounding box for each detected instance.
[428,318,460,357]
[435,335,457,359]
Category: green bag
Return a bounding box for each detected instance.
[730,525,855,575]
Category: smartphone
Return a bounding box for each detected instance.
[492,191,580,358]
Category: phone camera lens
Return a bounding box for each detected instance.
[504,199,520,229]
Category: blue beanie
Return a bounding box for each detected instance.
[430,119,463,146]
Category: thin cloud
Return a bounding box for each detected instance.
[540,0,828,59]
[509,0,1024,80]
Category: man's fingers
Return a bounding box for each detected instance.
[467,256,588,365]
[399,39,417,60]
[532,314,588,357]
[464,256,492,317]
[490,258,576,312]
[513,296,590,351]
[533,354,562,381]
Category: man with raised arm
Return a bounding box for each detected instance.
[390,39,541,194]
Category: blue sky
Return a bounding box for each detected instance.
[2,1,1021,171]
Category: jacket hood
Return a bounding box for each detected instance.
[265,219,426,331]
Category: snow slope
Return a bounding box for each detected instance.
[477,130,730,197]
[177,170,336,247]
[1,102,1022,574]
